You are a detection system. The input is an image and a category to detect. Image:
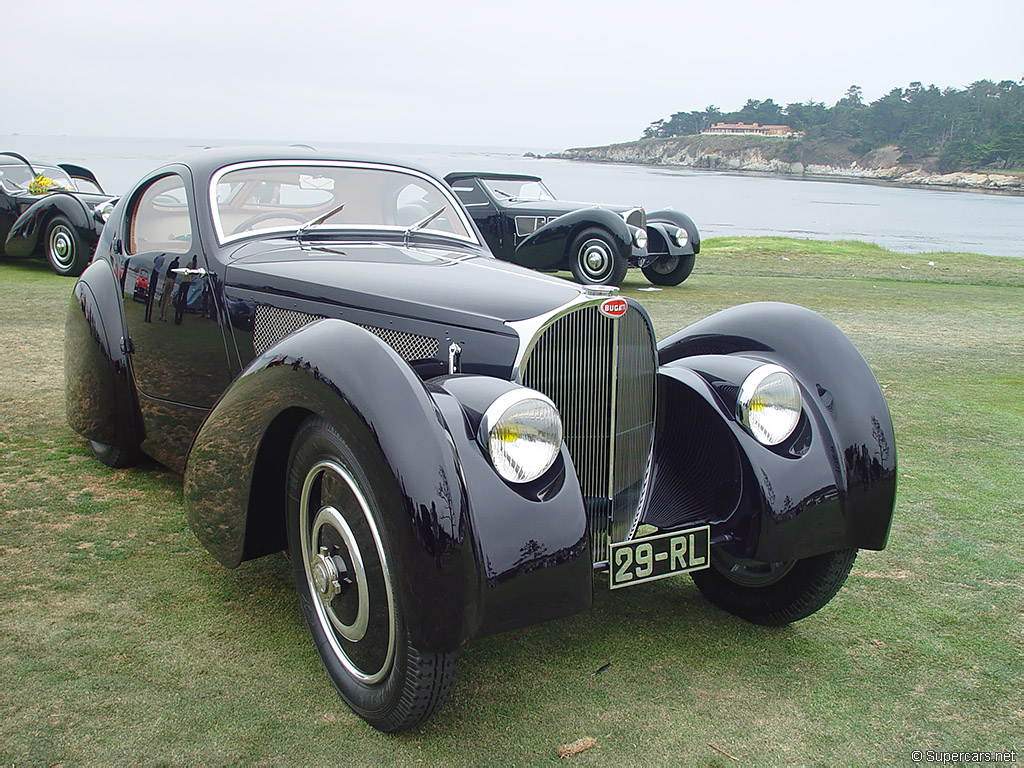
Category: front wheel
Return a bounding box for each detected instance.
[569,228,627,286]
[286,415,455,731]
[45,216,89,276]
[690,547,857,625]
[641,253,695,286]
[88,439,140,468]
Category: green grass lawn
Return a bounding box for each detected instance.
[2,239,1022,766]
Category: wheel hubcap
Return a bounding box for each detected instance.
[300,460,395,683]
[652,255,679,274]
[711,547,796,587]
[49,226,74,267]
[579,238,611,279]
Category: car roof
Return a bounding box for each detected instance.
[444,171,543,184]
[167,146,444,186]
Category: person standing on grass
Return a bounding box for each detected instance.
[159,256,180,321]
[174,255,197,325]
[144,253,165,323]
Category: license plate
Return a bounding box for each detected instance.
[609,525,710,589]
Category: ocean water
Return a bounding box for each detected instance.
[6,134,1022,257]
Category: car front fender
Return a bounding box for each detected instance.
[5,192,97,258]
[514,207,632,270]
[183,318,591,651]
[648,302,896,561]
[647,209,700,254]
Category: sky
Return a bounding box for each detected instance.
[5,0,1023,150]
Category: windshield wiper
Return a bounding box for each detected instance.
[296,202,345,246]
[403,207,446,246]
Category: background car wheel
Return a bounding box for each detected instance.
[286,415,456,732]
[690,546,858,626]
[569,228,627,286]
[641,253,695,286]
[88,439,141,468]
[45,216,89,276]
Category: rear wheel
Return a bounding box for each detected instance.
[286,415,456,731]
[691,546,857,625]
[45,216,89,276]
[641,253,695,286]
[569,228,627,286]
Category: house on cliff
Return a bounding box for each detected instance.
[702,122,805,138]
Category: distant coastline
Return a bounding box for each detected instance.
[546,136,1024,195]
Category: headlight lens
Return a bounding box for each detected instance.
[93,201,114,222]
[674,227,688,247]
[633,227,647,249]
[480,390,563,483]
[736,364,802,445]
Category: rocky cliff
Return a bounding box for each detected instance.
[549,136,1024,193]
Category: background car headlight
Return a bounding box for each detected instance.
[93,201,114,222]
[674,227,688,247]
[480,390,563,483]
[633,227,648,249]
[736,364,802,445]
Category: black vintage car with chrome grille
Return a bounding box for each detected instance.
[445,171,700,286]
[65,148,896,732]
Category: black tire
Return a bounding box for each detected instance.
[569,227,628,286]
[88,439,141,468]
[641,253,695,286]
[44,216,89,276]
[286,415,456,731]
[691,547,857,626]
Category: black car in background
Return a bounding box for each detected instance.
[65,148,895,732]
[0,152,115,275]
[445,171,699,286]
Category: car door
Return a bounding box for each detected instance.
[117,167,233,410]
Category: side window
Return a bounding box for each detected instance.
[449,178,489,207]
[128,175,193,255]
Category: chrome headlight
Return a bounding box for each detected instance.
[633,227,647,249]
[736,364,802,445]
[92,201,114,223]
[479,390,563,483]
[674,227,688,247]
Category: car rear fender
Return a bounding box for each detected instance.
[5,192,94,258]
[514,207,632,269]
[650,302,896,561]
[64,259,145,448]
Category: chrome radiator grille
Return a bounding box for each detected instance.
[624,207,646,231]
[253,305,439,361]
[519,303,657,565]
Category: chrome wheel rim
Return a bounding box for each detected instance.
[300,460,396,684]
[710,547,796,587]
[578,238,612,281]
[49,225,75,268]
[651,254,679,274]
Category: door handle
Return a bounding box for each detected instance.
[172,267,208,277]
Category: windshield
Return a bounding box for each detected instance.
[211,162,476,244]
[480,178,555,202]
[0,163,75,191]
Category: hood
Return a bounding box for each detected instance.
[225,240,584,334]
[503,199,635,218]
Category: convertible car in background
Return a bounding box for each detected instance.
[0,151,116,275]
[65,148,896,732]
[445,171,700,286]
